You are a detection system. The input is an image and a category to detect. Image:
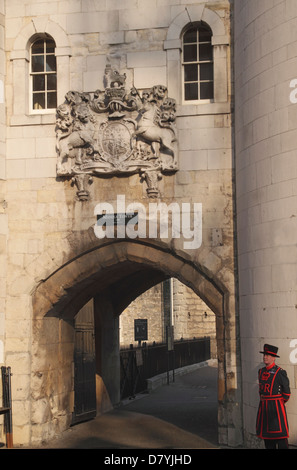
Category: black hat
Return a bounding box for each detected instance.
[260,344,279,357]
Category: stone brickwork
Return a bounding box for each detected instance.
[0,0,240,448]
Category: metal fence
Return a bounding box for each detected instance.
[120,337,211,399]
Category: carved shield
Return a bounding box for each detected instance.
[98,120,134,166]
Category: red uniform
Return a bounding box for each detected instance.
[256,362,290,441]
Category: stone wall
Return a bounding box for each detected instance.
[1,0,238,447]
[120,283,164,347]
[120,278,216,348]
[171,278,216,340]
[0,0,4,180]
[0,0,6,429]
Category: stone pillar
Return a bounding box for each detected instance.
[0,2,5,180]
[234,0,297,446]
[94,295,120,412]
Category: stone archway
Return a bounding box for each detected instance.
[32,239,240,446]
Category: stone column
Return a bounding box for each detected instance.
[94,295,120,412]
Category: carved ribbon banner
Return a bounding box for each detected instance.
[56,66,178,200]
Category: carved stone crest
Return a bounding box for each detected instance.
[56,65,178,200]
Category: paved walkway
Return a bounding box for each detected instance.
[35,361,219,449]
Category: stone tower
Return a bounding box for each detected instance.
[235,1,297,446]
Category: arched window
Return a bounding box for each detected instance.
[30,36,57,111]
[182,23,213,102]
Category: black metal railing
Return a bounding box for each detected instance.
[120,337,210,399]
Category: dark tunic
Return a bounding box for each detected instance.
[256,363,291,440]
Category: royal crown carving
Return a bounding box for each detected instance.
[56,65,178,200]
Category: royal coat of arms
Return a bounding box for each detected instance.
[56,65,178,200]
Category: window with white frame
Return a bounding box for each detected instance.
[30,36,57,111]
[182,23,214,102]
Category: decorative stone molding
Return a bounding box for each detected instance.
[56,65,178,200]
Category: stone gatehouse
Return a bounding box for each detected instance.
[1,0,297,449]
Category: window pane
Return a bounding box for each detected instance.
[33,75,45,91]
[32,55,44,73]
[47,92,57,109]
[183,28,197,44]
[183,44,197,63]
[200,82,213,100]
[32,40,44,54]
[199,43,212,61]
[46,55,56,72]
[200,63,214,81]
[33,93,45,110]
[185,83,198,101]
[184,64,198,82]
[47,74,57,91]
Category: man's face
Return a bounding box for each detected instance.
[263,353,275,367]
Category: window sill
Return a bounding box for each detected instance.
[10,113,56,126]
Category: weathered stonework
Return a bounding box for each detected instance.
[0,0,243,448]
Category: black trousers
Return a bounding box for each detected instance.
[264,439,289,449]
